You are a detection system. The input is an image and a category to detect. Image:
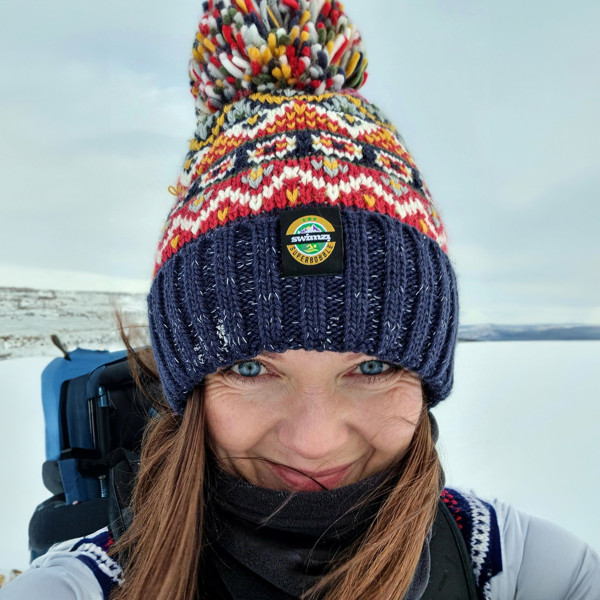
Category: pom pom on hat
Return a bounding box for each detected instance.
[189,0,368,113]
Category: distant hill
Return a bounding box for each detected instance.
[458,323,600,341]
[0,286,598,360]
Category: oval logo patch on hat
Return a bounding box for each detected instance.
[280,206,344,277]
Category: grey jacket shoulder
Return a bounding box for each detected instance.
[489,498,600,600]
[0,546,103,600]
[0,528,119,600]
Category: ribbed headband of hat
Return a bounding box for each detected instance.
[147,0,459,414]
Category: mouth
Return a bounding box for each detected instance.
[267,462,354,491]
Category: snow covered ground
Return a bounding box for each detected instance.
[0,341,599,571]
[0,357,51,571]
[434,341,600,555]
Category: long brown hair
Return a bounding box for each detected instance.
[111,346,441,600]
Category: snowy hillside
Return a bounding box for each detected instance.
[0,287,146,359]
[458,322,600,341]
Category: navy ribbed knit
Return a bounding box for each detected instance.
[148,207,458,413]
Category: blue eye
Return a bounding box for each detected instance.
[358,360,390,376]
[232,360,264,377]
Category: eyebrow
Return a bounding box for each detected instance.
[259,351,367,362]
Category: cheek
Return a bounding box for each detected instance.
[204,386,271,456]
[356,384,423,456]
[367,418,417,456]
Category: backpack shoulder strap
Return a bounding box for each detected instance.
[422,498,479,599]
[108,449,140,542]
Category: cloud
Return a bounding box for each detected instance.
[0,7,195,279]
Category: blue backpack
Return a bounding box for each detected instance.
[29,342,153,559]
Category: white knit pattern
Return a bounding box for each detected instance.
[179,100,406,189]
[464,492,493,597]
[155,169,444,267]
[74,539,123,586]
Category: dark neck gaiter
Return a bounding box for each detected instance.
[202,465,431,600]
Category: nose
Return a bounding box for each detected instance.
[277,390,350,462]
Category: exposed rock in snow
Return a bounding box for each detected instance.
[0,287,147,359]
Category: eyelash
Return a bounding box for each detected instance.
[220,361,402,386]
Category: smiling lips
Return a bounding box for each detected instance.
[268,462,354,491]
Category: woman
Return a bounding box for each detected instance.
[2,1,599,599]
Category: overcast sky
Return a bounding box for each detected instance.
[1,0,598,324]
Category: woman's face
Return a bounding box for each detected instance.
[203,350,423,491]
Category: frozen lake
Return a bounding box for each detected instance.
[1,340,598,570]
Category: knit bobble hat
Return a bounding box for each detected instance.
[148,0,458,414]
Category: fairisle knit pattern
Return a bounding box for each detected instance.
[154,92,447,273]
[70,527,122,600]
[442,488,503,600]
